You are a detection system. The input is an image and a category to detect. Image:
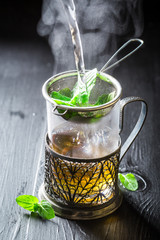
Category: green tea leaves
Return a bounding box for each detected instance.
[16,195,39,212]
[118,173,138,191]
[16,195,55,220]
[37,200,55,220]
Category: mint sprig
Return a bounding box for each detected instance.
[118,173,138,191]
[50,69,115,107]
[16,195,55,220]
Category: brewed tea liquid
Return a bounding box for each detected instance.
[49,126,118,158]
[47,126,119,205]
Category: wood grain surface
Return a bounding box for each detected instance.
[0,3,160,240]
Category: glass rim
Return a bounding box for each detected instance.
[42,70,122,112]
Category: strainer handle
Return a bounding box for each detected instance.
[100,39,144,72]
[119,97,148,161]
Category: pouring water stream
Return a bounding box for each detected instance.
[59,0,85,84]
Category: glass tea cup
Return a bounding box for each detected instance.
[39,70,147,220]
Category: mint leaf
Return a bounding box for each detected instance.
[118,173,138,191]
[16,195,39,211]
[16,195,55,220]
[51,99,74,106]
[59,88,72,98]
[37,200,55,220]
[50,91,74,106]
[97,72,112,84]
[50,91,71,102]
[94,91,115,105]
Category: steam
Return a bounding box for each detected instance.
[37,0,144,73]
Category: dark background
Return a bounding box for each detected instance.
[0,0,159,38]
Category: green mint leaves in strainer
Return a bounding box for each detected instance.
[50,69,115,107]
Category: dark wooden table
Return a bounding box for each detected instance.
[1,3,160,239]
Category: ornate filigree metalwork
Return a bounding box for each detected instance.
[44,136,120,207]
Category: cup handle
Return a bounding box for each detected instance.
[119,97,148,161]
